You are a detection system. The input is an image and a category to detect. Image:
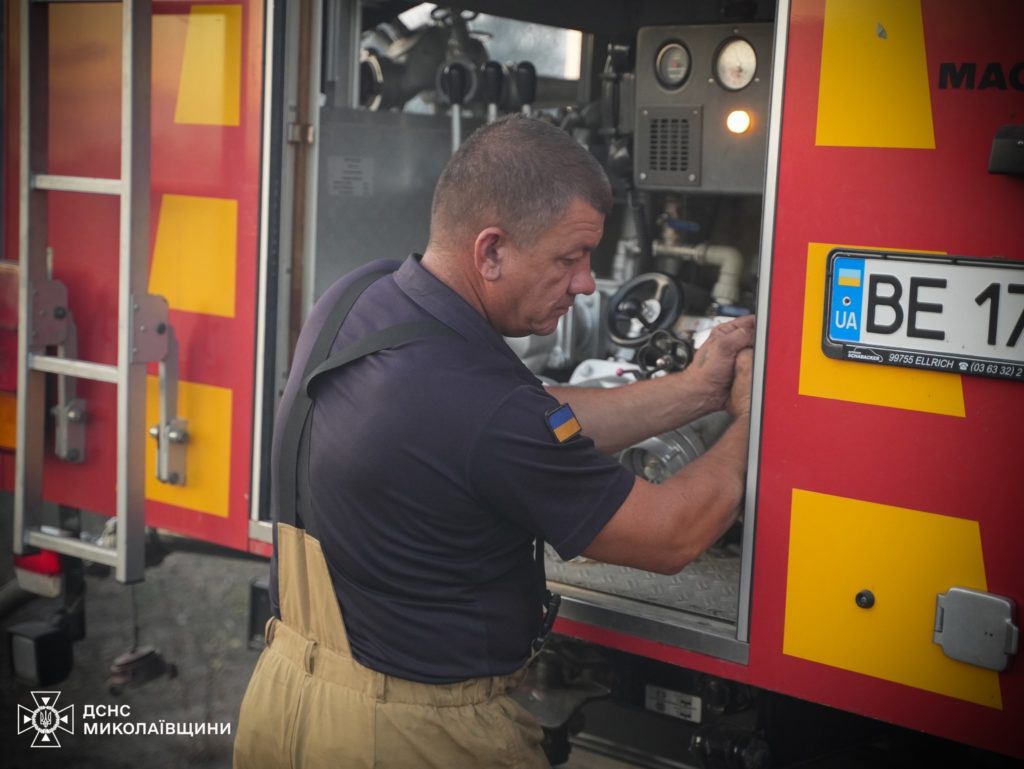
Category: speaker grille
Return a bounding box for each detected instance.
[648,117,690,172]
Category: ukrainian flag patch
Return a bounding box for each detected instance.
[545,403,582,443]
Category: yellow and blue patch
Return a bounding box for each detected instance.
[545,403,582,443]
[837,267,861,287]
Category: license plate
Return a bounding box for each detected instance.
[822,249,1024,382]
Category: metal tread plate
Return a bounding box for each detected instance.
[545,544,741,622]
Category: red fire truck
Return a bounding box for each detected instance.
[3,0,1021,765]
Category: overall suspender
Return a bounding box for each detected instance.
[276,265,560,654]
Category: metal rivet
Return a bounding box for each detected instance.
[855,590,875,609]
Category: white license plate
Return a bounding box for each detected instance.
[823,250,1024,382]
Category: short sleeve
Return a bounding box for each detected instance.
[468,384,635,560]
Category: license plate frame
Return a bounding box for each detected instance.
[822,249,1024,382]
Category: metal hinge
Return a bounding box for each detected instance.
[286,123,315,144]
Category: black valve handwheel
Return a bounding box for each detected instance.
[636,330,693,373]
[607,272,683,347]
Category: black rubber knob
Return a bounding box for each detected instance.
[855,590,875,609]
[481,61,503,104]
[441,62,469,106]
[515,61,537,106]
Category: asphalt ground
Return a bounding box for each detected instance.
[0,493,637,769]
[1,495,267,768]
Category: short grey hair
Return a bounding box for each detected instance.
[429,115,612,249]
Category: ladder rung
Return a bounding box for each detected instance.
[26,529,118,568]
[30,354,120,383]
[32,174,122,196]
[33,0,123,4]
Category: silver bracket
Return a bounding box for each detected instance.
[30,278,70,350]
[41,283,88,464]
[132,293,170,363]
[148,325,188,486]
[52,320,87,463]
[933,587,1019,672]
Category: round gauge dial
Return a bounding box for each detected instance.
[714,37,757,91]
[655,42,691,89]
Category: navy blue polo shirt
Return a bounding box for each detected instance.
[270,255,634,683]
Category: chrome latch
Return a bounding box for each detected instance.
[933,587,1018,672]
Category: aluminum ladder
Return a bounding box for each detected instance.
[14,0,170,584]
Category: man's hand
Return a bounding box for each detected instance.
[688,314,756,412]
[727,348,754,418]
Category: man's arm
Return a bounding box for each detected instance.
[547,315,755,454]
[581,348,753,574]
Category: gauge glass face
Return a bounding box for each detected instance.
[655,42,691,89]
[715,37,756,91]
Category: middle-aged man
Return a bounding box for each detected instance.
[235,114,755,769]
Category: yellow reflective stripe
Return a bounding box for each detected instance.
[816,0,935,148]
[798,242,965,416]
[175,4,243,126]
[145,376,232,517]
[784,488,1000,708]
[0,392,16,450]
[149,194,238,319]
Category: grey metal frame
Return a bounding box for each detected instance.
[15,0,154,583]
[737,0,791,643]
[248,0,280,538]
[245,1,795,659]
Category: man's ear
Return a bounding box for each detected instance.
[473,227,507,282]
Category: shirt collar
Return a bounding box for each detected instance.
[394,254,522,363]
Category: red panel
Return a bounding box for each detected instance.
[746,0,1024,758]
[560,0,1023,758]
[248,539,272,559]
[1,452,13,491]
[1,2,266,550]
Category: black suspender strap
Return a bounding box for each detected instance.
[276,267,458,535]
[295,319,458,538]
[276,267,392,530]
[533,538,560,654]
[276,264,559,650]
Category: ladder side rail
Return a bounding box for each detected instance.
[117,0,152,583]
[14,0,51,558]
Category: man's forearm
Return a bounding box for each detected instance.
[548,369,722,454]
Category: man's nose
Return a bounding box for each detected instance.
[570,267,596,296]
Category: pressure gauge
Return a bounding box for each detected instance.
[655,42,691,89]
[714,37,757,91]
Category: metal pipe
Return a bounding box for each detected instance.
[651,242,744,305]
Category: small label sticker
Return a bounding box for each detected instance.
[644,684,703,724]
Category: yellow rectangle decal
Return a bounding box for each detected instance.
[799,242,965,416]
[149,194,238,318]
[784,488,1000,708]
[816,0,935,148]
[145,376,232,517]
[175,5,242,126]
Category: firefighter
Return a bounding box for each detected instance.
[234,115,754,769]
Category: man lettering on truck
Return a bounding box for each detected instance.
[234,115,754,769]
